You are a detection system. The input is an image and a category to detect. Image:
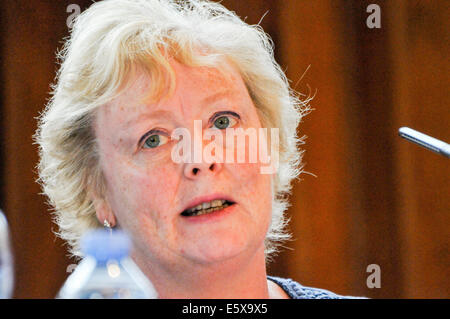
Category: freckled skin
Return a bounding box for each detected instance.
[93,59,276,297]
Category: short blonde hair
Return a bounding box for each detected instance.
[35,0,310,259]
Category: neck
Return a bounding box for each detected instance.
[132,245,272,299]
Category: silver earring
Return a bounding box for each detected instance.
[103,219,112,234]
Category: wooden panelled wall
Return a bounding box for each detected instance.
[0,1,448,298]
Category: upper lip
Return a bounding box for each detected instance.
[180,193,236,214]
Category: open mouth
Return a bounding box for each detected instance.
[181,199,236,217]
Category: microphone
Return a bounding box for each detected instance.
[398,127,450,158]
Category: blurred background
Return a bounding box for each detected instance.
[0,0,448,298]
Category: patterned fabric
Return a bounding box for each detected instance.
[267,276,367,299]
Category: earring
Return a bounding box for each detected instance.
[103,219,112,234]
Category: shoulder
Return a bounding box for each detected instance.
[267,276,367,299]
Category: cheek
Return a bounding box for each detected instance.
[231,163,273,210]
[103,156,180,221]
[232,162,270,184]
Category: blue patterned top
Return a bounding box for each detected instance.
[268,276,366,299]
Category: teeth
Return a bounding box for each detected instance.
[202,202,211,210]
[183,200,231,217]
[211,200,223,207]
[194,203,230,216]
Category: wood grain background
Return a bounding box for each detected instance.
[0,0,448,298]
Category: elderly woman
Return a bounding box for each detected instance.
[36,0,356,299]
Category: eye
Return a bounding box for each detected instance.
[141,132,169,149]
[213,115,238,130]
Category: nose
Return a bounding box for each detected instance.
[183,161,223,180]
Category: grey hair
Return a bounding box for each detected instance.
[35,0,310,260]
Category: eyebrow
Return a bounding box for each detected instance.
[123,88,236,132]
[123,109,172,128]
[200,89,234,106]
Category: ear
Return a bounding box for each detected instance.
[90,191,117,228]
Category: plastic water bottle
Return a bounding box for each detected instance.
[0,210,14,299]
[57,229,158,299]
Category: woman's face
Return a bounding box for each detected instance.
[94,59,273,268]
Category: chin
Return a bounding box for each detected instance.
[184,227,267,266]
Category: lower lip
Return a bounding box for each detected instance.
[180,204,236,223]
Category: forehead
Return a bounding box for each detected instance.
[102,58,248,120]
[170,59,243,94]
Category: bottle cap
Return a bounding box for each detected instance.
[81,229,131,262]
